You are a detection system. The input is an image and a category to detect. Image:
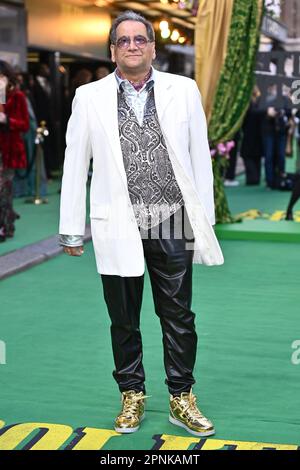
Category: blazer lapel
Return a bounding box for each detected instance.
[90,71,174,191]
[92,74,128,190]
[153,70,174,124]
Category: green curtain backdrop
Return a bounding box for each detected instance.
[207,0,264,224]
[208,0,264,146]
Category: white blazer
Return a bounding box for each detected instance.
[59,70,224,276]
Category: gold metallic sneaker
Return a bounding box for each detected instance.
[114,390,149,434]
[169,390,215,437]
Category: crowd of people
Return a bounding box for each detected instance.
[0,60,29,242]
[0,60,110,243]
[224,84,300,219]
[225,84,298,189]
[1,57,300,243]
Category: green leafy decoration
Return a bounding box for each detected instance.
[209,0,264,224]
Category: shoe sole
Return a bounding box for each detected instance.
[169,415,215,437]
[114,413,145,434]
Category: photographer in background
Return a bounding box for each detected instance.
[262,84,292,190]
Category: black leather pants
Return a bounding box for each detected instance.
[100,205,198,395]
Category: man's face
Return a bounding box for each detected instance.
[110,20,156,75]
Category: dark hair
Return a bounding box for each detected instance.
[109,10,155,44]
[0,60,17,87]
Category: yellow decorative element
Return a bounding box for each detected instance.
[0,422,73,450]
[270,211,286,221]
[293,211,300,222]
[199,439,298,451]
[0,418,298,450]
[159,434,200,450]
[236,209,264,220]
[70,428,120,450]
[0,421,121,450]
[195,0,234,121]
[234,209,300,222]
[158,435,298,450]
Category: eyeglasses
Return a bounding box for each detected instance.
[115,35,152,50]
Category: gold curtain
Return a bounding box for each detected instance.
[195,0,234,122]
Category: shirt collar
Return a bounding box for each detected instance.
[114,66,155,92]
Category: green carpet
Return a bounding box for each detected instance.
[3,168,300,258]
[0,239,299,449]
[0,179,91,257]
[225,178,295,215]
[217,154,300,243]
[226,150,298,215]
[216,219,300,243]
[0,180,62,257]
[1,150,299,257]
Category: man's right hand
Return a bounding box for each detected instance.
[63,246,84,256]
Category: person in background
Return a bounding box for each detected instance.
[0,60,29,242]
[94,65,110,81]
[223,131,241,187]
[285,175,300,220]
[64,68,93,124]
[261,84,292,189]
[14,72,47,199]
[32,63,55,180]
[240,85,264,185]
[69,68,93,103]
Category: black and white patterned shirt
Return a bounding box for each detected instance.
[118,82,184,230]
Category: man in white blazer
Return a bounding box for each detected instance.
[59,10,224,437]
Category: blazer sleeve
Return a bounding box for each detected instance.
[59,87,92,236]
[188,80,215,226]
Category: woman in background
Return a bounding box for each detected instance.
[14,72,47,199]
[0,60,29,242]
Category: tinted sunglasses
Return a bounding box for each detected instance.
[115,35,152,49]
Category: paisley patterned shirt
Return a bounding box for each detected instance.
[118,84,184,230]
